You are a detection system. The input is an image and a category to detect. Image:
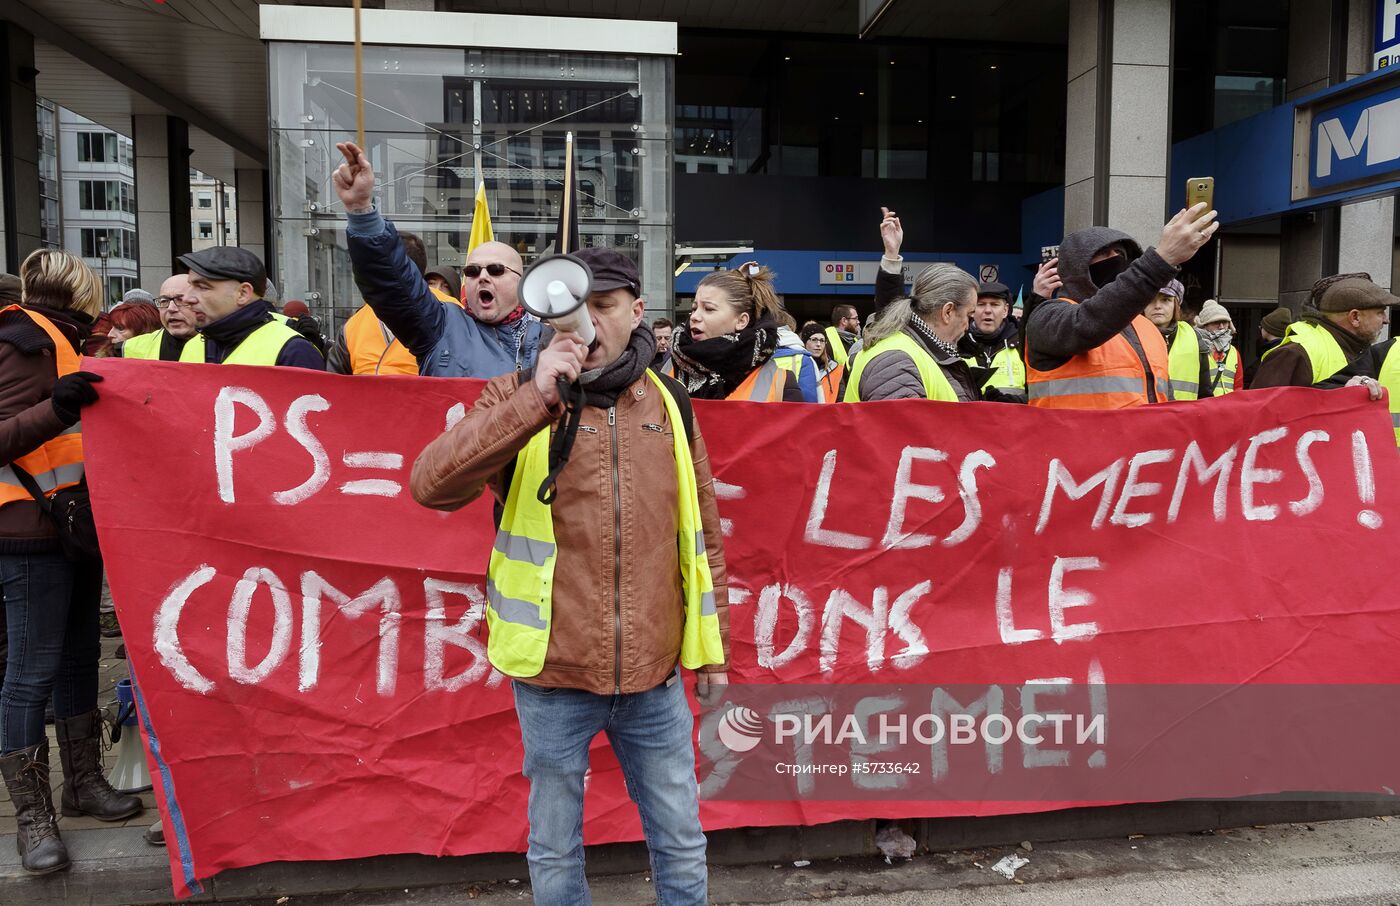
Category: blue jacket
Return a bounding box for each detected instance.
[771,347,820,403]
[346,211,544,378]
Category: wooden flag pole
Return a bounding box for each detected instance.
[562,132,573,251]
[353,0,365,149]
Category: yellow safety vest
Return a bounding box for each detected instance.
[1167,322,1201,401]
[0,306,84,508]
[961,345,1026,394]
[1378,342,1400,447]
[122,330,165,361]
[1263,320,1349,384]
[824,326,850,365]
[179,319,304,366]
[485,371,725,677]
[1206,346,1241,396]
[844,331,958,402]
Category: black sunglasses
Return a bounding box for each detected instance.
[463,263,521,279]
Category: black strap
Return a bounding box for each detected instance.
[536,379,585,504]
[653,372,695,444]
[9,464,54,514]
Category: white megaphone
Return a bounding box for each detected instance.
[519,254,596,348]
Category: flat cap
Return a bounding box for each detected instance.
[179,247,267,296]
[1317,277,1400,313]
[575,247,640,297]
[977,281,1011,300]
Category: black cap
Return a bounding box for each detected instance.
[977,281,1011,301]
[574,247,640,297]
[179,247,267,296]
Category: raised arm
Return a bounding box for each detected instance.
[334,142,446,364]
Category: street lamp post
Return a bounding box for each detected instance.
[96,233,110,308]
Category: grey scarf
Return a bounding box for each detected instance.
[578,325,658,408]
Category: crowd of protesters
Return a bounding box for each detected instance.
[0,136,1395,904]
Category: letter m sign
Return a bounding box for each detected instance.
[1312,92,1400,188]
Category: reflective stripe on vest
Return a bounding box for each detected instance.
[824,326,849,365]
[1209,346,1241,396]
[962,345,1026,393]
[843,330,959,402]
[1263,320,1349,384]
[0,306,85,508]
[728,358,786,401]
[179,319,303,366]
[1167,322,1201,401]
[817,362,844,403]
[1379,342,1400,447]
[122,330,164,360]
[485,371,725,677]
[1025,301,1169,409]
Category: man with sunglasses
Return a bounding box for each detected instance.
[333,142,546,378]
[122,274,198,361]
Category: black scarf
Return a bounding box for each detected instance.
[578,325,657,408]
[670,315,779,400]
[536,325,657,504]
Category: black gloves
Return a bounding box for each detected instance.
[50,371,104,426]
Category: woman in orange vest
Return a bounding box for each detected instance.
[801,321,844,403]
[0,250,142,875]
[670,263,805,402]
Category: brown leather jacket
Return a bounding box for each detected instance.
[410,372,731,695]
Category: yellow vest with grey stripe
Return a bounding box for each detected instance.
[843,331,959,402]
[485,371,726,677]
[962,346,1026,394]
[178,319,304,366]
[1262,320,1349,384]
[1166,322,1201,401]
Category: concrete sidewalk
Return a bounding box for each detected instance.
[3,634,1399,904]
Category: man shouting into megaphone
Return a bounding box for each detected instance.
[410,247,731,906]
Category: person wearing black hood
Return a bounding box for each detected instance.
[1024,204,1218,408]
[177,248,323,369]
[960,281,1026,402]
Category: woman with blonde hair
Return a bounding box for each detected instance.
[670,262,805,401]
[0,249,140,876]
[845,263,980,402]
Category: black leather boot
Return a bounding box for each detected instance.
[0,742,70,873]
[55,709,142,821]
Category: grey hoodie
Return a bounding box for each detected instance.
[1024,225,1179,375]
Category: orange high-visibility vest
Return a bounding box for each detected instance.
[0,306,84,507]
[1026,299,1171,409]
[344,287,461,376]
[816,362,845,403]
[727,358,788,401]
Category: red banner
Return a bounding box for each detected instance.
[82,361,1400,897]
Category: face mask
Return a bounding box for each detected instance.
[1206,327,1233,353]
[1088,255,1130,290]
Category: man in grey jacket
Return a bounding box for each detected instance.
[1024,204,1217,406]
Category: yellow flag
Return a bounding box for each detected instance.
[468,182,493,252]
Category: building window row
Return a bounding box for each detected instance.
[77,131,133,166]
[80,227,138,260]
[78,179,135,213]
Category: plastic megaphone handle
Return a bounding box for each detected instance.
[543,280,597,347]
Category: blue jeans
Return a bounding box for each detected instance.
[0,553,101,752]
[512,674,708,906]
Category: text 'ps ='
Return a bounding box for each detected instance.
[520,254,596,348]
